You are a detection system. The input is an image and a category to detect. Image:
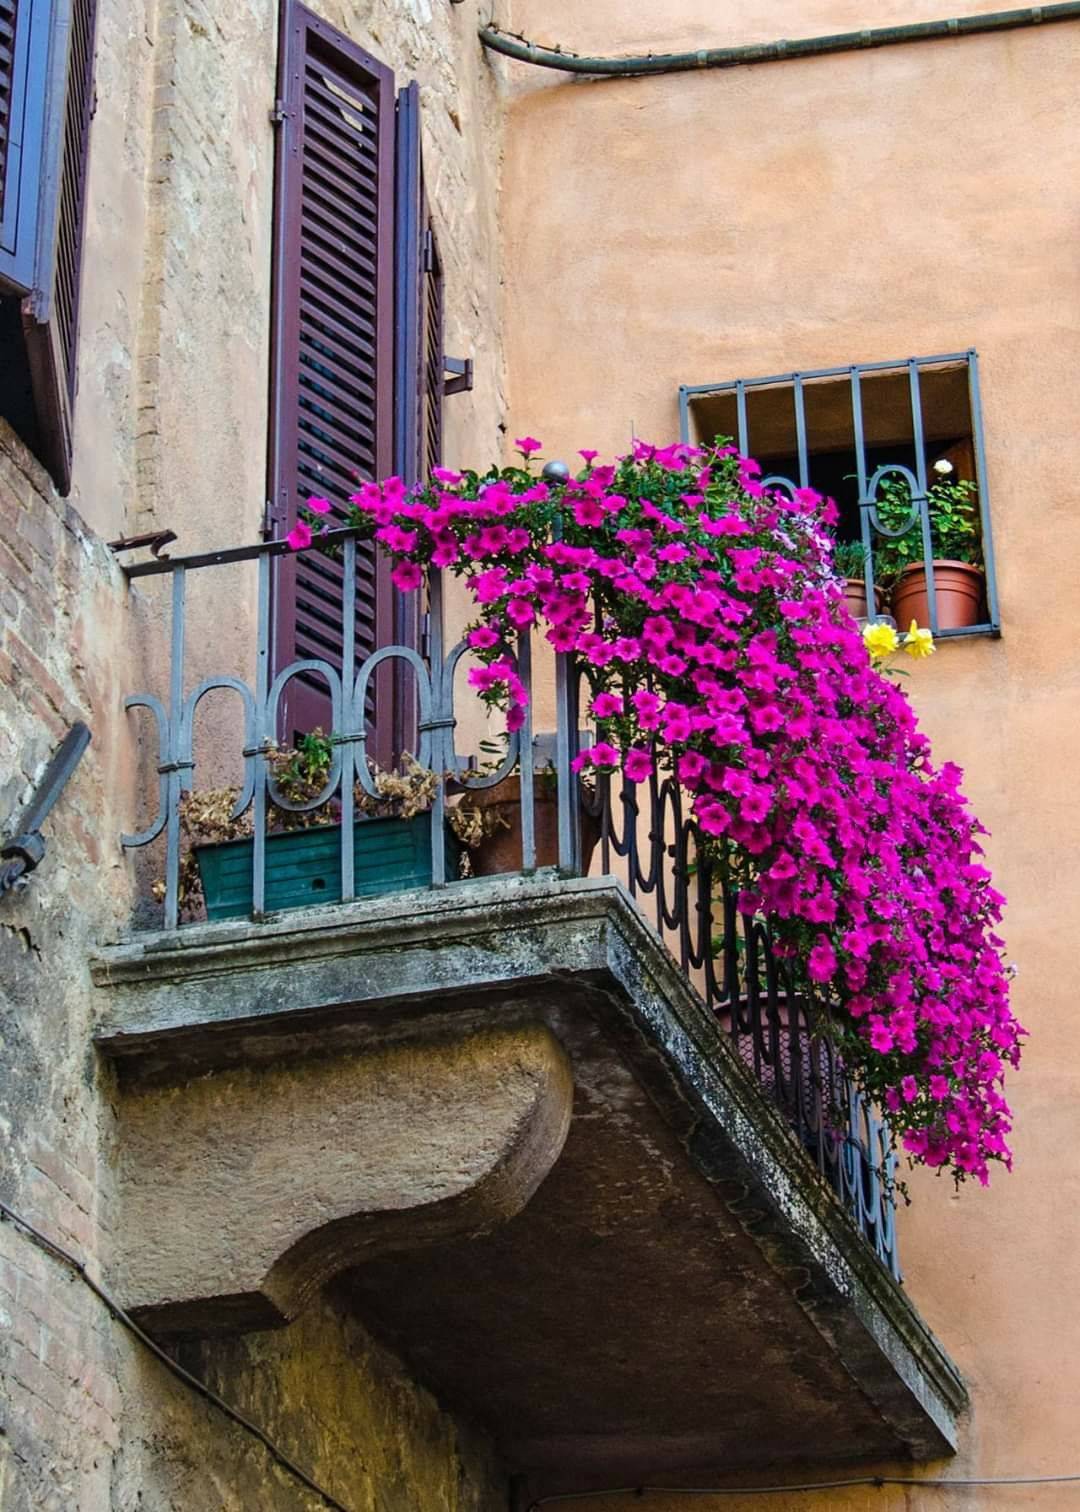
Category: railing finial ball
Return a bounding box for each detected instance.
[541,460,571,485]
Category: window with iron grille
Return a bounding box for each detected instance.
[0,0,97,494]
[679,351,999,639]
[267,3,446,752]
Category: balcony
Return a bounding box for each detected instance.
[92,535,965,1495]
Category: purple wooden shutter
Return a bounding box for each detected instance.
[1,0,96,494]
[393,80,443,486]
[0,0,49,298]
[268,2,395,749]
[422,210,444,478]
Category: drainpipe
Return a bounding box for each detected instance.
[479,2,1080,77]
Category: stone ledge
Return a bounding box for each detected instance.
[91,873,967,1477]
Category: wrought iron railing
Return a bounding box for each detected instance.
[679,349,999,639]
[581,766,898,1275]
[120,533,897,1275]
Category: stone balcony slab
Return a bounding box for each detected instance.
[91,873,966,1487]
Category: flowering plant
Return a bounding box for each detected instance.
[290,438,1022,1185]
[872,459,982,585]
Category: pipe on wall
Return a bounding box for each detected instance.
[479,2,1080,77]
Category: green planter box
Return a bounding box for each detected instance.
[194,815,448,921]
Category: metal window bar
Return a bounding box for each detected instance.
[678,349,1000,638]
[121,528,898,1275]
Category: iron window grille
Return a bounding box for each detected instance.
[678,350,1000,639]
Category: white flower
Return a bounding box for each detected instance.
[932,458,954,476]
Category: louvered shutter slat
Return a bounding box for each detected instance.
[269,2,395,749]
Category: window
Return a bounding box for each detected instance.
[267,3,445,751]
[0,0,97,494]
[679,351,999,638]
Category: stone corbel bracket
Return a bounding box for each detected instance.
[111,1022,573,1334]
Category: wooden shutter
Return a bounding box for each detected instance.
[0,0,50,298]
[422,210,444,479]
[268,2,395,748]
[0,0,96,494]
[393,79,443,487]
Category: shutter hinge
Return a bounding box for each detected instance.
[422,228,435,273]
[262,499,275,540]
[443,356,474,397]
[269,99,290,126]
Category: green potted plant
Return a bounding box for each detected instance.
[871,460,984,630]
[166,732,448,921]
[831,539,886,621]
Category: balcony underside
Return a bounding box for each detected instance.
[92,874,965,1490]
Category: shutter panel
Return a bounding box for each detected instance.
[21,0,96,493]
[393,79,421,488]
[422,211,444,478]
[393,79,443,485]
[0,0,52,298]
[269,2,395,750]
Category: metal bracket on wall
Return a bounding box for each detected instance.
[108,530,177,560]
[0,723,92,899]
[443,356,473,396]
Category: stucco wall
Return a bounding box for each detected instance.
[500,5,1080,1507]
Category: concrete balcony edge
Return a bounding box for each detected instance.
[91,872,967,1460]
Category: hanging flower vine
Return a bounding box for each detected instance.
[290,439,1023,1187]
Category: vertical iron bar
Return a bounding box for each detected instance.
[517,631,536,872]
[253,551,271,917]
[967,350,1000,632]
[339,537,356,902]
[163,567,186,930]
[735,380,749,456]
[793,374,809,487]
[851,368,878,619]
[677,385,691,446]
[908,358,939,635]
[427,568,448,887]
[554,651,577,874]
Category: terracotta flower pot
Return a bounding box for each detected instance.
[891,560,984,632]
[842,579,887,620]
[462,773,599,877]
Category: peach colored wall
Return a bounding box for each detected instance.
[500,6,1080,1507]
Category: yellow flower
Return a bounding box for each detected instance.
[902,620,935,659]
[863,621,899,661]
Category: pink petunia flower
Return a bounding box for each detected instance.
[592,691,623,719]
[623,747,653,783]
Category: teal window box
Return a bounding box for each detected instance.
[194,815,450,921]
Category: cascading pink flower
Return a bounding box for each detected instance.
[289,439,1023,1187]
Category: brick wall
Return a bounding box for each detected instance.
[0,424,505,1510]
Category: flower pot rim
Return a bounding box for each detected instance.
[896,558,984,578]
[192,811,429,855]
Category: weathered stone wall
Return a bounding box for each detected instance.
[1,0,514,1501]
[0,425,507,1510]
